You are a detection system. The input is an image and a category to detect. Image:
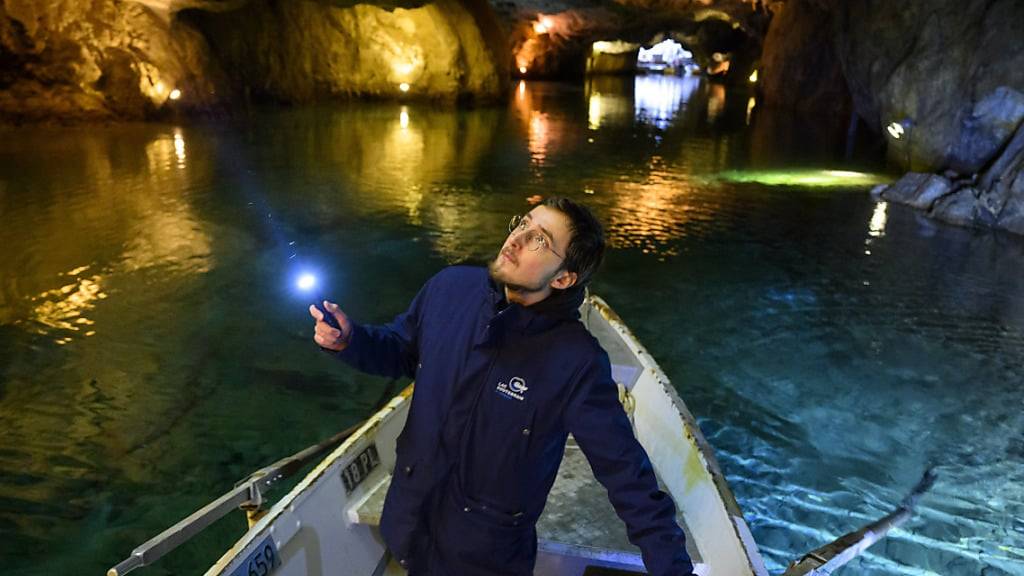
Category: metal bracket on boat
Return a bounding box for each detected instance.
[106,481,257,576]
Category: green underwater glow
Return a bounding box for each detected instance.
[715,169,891,187]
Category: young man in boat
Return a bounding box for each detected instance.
[310,197,696,576]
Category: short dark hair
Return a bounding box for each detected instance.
[542,196,605,287]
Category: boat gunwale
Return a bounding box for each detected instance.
[585,294,767,576]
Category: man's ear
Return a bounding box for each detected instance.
[550,269,578,290]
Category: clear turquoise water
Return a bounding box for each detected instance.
[1,76,1022,575]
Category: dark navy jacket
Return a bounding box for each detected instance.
[335,266,694,575]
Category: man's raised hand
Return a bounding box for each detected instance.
[309,301,352,351]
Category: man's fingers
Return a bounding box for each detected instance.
[314,322,341,339]
[310,302,348,350]
[324,301,346,321]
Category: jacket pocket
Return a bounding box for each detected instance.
[466,402,537,514]
[380,458,433,571]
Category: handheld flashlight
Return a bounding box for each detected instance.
[297,272,341,330]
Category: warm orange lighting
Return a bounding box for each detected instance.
[528,110,550,164]
[748,70,758,83]
[519,66,527,74]
[168,88,181,100]
[533,16,553,34]
[399,83,410,92]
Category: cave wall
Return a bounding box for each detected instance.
[759,0,1024,235]
[762,0,1024,175]
[834,0,1024,175]
[187,0,508,104]
[0,0,507,121]
[758,0,850,116]
[0,0,226,121]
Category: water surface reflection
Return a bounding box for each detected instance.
[1,78,1022,576]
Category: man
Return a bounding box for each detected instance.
[310,197,695,575]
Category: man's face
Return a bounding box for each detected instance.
[489,205,577,301]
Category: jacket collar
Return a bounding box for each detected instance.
[484,271,584,335]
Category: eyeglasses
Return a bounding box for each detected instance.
[508,214,565,260]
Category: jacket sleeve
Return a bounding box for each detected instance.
[332,277,433,380]
[565,349,696,576]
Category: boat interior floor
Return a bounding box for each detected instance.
[352,436,703,575]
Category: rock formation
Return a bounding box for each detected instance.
[495,1,770,84]
[0,0,226,121]
[0,0,508,121]
[759,0,1024,235]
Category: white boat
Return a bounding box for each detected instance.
[204,294,766,576]
[110,294,931,576]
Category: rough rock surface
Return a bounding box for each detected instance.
[186,0,507,103]
[832,0,1024,175]
[0,0,226,121]
[761,0,1024,173]
[762,0,1024,235]
[877,118,1024,235]
[0,0,506,120]
[758,0,849,116]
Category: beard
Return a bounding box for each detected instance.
[488,253,549,294]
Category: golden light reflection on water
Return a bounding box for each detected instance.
[588,93,603,130]
[30,267,106,343]
[3,126,213,345]
[584,77,633,129]
[528,110,551,165]
[604,170,710,259]
[146,129,189,172]
[173,129,186,168]
[278,104,501,262]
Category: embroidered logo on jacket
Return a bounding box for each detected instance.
[496,376,528,401]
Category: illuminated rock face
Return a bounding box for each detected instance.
[186,0,507,103]
[0,0,506,120]
[0,0,226,121]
